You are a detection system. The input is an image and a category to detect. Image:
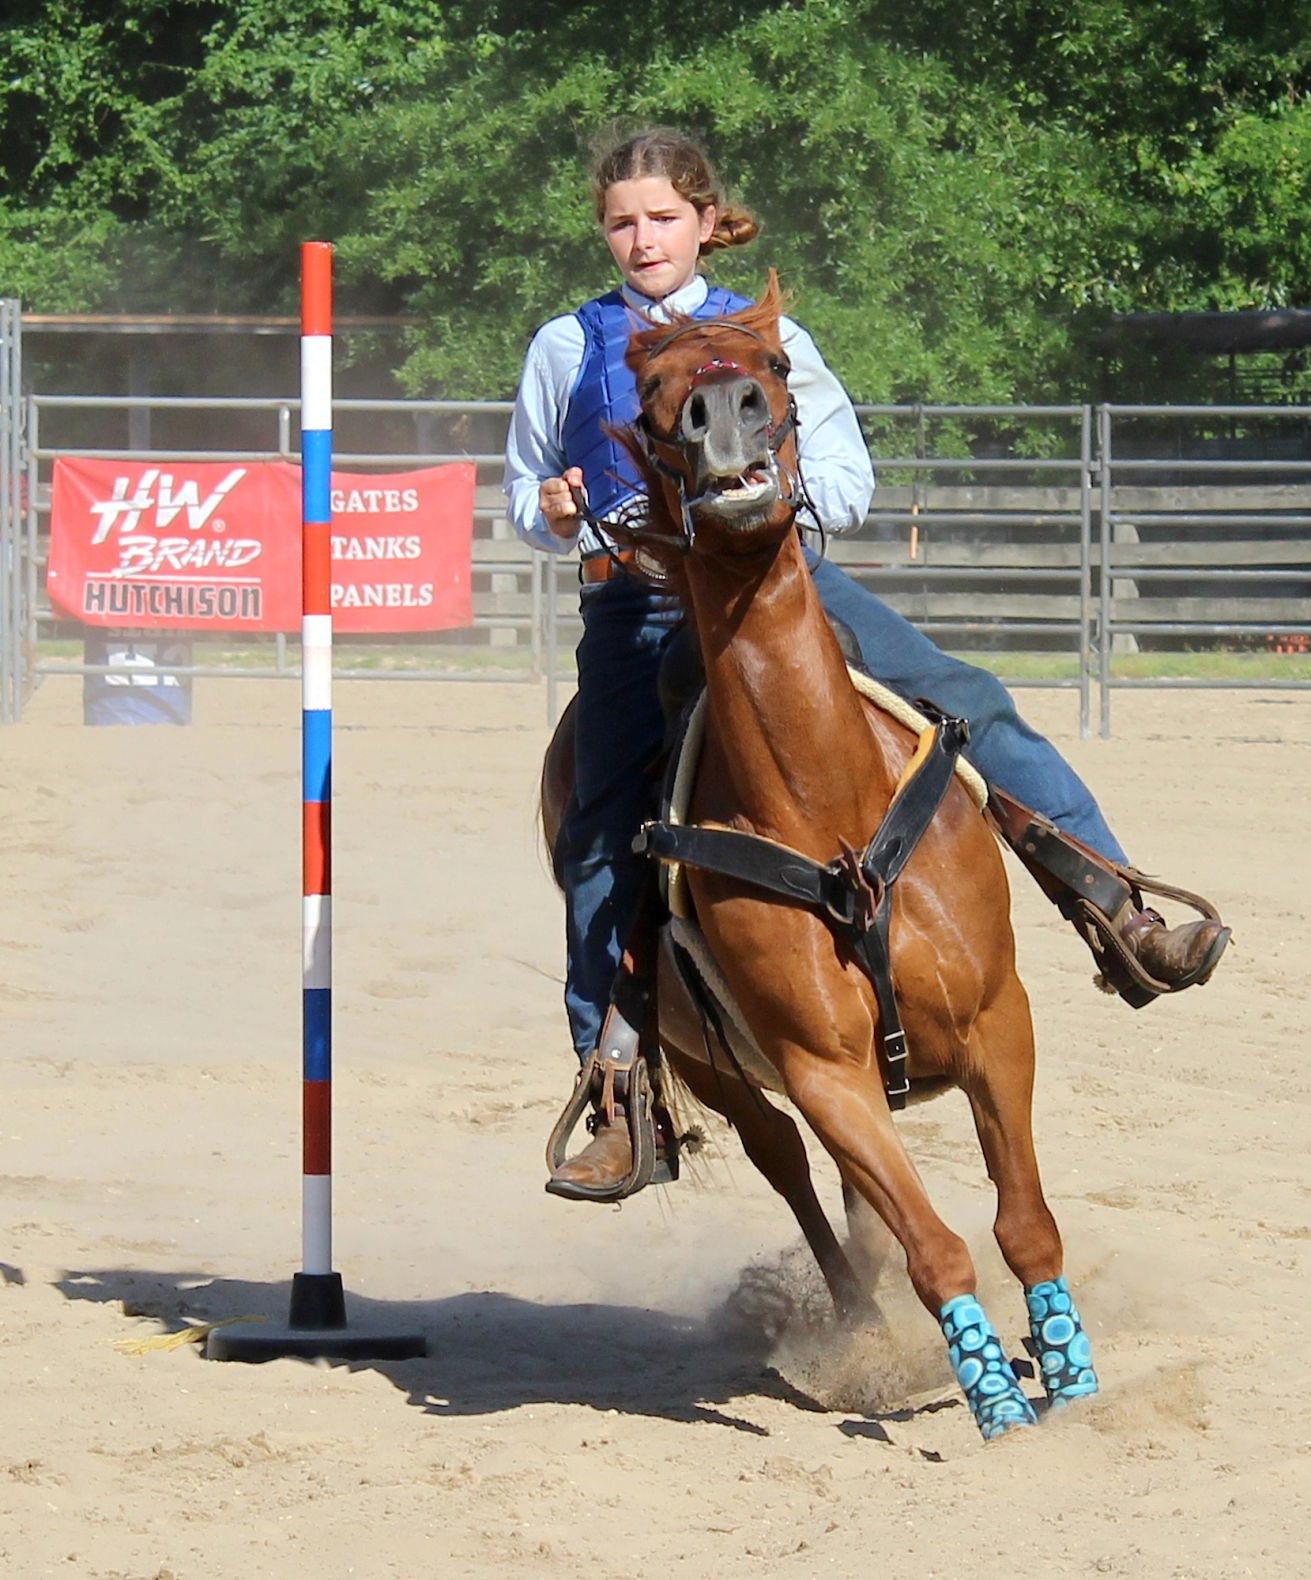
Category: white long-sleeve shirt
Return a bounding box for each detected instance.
[503,274,875,556]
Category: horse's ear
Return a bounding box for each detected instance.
[747,269,786,345]
[760,269,783,320]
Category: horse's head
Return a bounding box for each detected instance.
[620,273,801,562]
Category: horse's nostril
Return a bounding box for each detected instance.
[742,383,767,417]
[681,393,709,440]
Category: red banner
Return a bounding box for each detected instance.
[47,458,475,633]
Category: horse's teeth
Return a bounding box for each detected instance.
[718,475,769,500]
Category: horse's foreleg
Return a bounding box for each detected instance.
[778,1043,974,1310]
[665,1047,872,1324]
[961,984,1062,1289]
[774,1036,1037,1439]
[962,980,1100,1410]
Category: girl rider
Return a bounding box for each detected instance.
[503,128,1228,1196]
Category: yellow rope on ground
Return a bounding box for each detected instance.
[112,1315,266,1354]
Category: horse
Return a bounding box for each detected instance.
[540,275,1098,1439]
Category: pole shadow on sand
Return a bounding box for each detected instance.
[48,1266,895,1435]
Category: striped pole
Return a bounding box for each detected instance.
[300,241,335,1292]
[208,244,424,1361]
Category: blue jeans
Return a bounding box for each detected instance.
[557,578,685,1057]
[806,551,1125,860]
[556,559,1125,1057]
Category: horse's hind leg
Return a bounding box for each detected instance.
[963,978,1100,1410]
[665,1046,873,1324]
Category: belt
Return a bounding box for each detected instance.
[581,550,637,584]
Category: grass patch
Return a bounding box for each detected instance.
[950,650,1311,682]
[1105,651,1311,681]
[34,639,1311,684]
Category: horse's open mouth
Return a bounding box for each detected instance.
[698,466,779,522]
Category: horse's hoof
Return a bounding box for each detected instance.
[829,1273,883,1330]
[1046,1381,1100,1413]
[983,1415,1037,1442]
[978,1396,1039,1440]
[837,1300,883,1330]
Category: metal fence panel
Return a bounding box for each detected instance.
[9,361,1310,735]
[1097,403,1311,736]
[0,300,22,722]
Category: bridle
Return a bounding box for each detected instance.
[576,319,822,569]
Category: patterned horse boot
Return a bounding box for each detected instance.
[1024,1276,1099,1410]
[938,1294,1037,1441]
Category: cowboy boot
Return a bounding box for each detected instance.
[546,1106,634,1196]
[1114,905,1229,990]
[987,788,1230,1006]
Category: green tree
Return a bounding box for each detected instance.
[3,0,1309,401]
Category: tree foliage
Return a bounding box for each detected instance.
[2,0,1310,400]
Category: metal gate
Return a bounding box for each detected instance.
[0,300,24,723]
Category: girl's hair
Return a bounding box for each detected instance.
[590,126,760,255]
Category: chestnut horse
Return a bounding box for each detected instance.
[540,277,1098,1439]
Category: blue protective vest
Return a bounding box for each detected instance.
[562,283,752,519]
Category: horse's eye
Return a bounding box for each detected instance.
[769,356,792,380]
[639,376,661,403]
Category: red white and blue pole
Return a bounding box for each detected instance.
[208,243,424,1361]
[300,240,335,1284]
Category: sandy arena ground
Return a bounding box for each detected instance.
[1,673,1307,1579]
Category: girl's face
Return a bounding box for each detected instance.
[601,176,717,301]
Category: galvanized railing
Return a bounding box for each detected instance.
[0,301,22,723]
[1097,403,1311,734]
[3,355,1309,734]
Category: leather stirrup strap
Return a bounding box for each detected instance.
[986,787,1134,917]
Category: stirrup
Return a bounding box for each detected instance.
[988,790,1229,1009]
[1064,869,1229,1009]
[544,1008,679,1203]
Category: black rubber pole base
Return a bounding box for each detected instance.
[289,1271,347,1328]
[206,1272,427,1363]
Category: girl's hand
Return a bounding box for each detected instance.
[540,467,586,539]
